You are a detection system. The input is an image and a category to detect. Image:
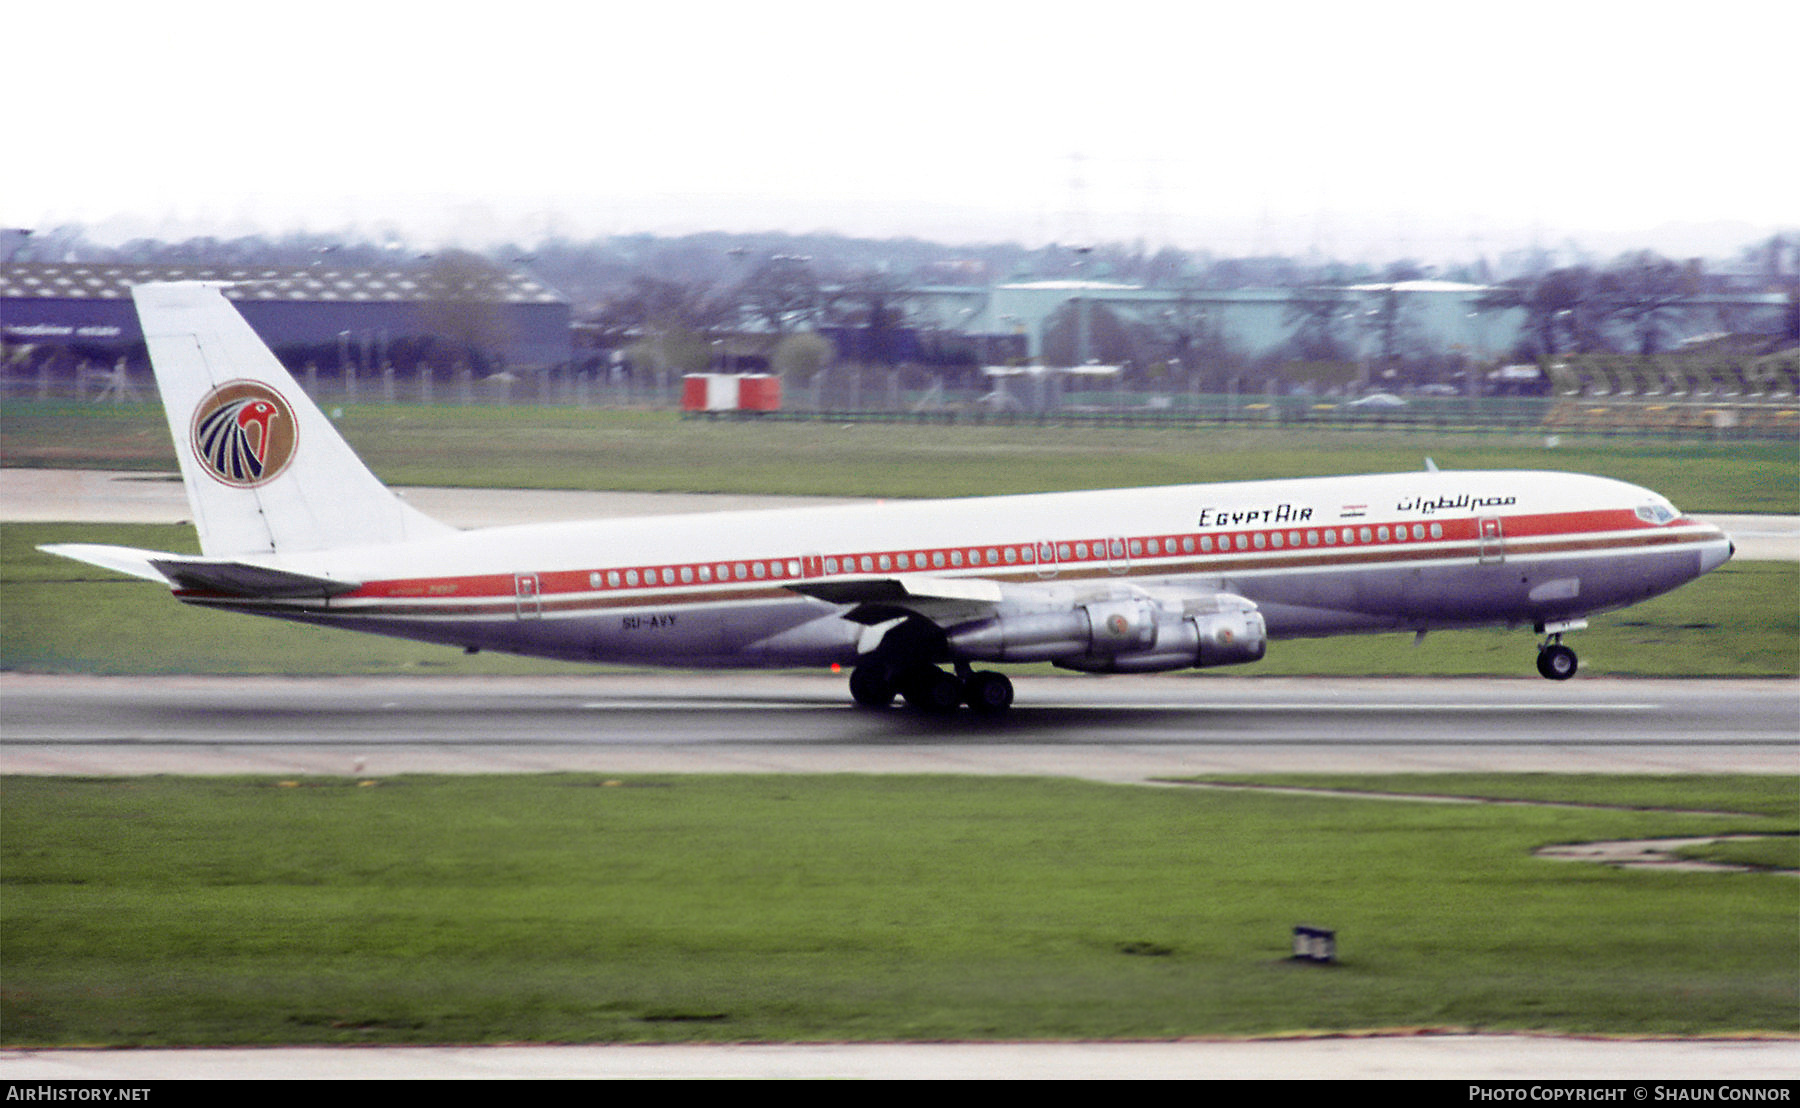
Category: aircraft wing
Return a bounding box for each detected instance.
[39,543,359,598]
[791,571,1267,670]
[787,574,1004,625]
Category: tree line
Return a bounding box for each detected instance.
[8,225,1795,391]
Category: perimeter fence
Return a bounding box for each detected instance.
[6,362,1796,442]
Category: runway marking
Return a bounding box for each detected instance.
[5,736,1792,751]
[581,700,840,710]
[1034,701,1661,712]
[576,700,1663,712]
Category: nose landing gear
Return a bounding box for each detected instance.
[1534,619,1587,681]
[1536,641,1578,680]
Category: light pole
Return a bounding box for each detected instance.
[1073,245,1093,368]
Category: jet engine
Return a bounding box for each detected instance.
[944,593,1266,673]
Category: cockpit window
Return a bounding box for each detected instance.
[1634,502,1678,525]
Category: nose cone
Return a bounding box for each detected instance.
[1698,524,1734,575]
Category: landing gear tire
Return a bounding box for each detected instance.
[899,665,964,713]
[962,670,1014,715]
[1537,643,1578,681]
[848,663,897,708]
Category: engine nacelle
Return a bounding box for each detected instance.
[1192,606,1269,668]
[944,594,1266,673]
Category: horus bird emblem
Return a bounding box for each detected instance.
[195,396,282,482]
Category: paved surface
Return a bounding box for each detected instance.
[1701,514,1800,561]
[4,674,1795,778]
[4,469,1794,559]
[4,1036,1797,1080]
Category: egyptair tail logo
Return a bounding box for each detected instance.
[190,381,298,487]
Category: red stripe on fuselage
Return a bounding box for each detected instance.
[217,507,1708,617]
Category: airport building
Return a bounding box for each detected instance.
[0,262,572,375]
[908,279,1794,368]
[897,279,1516,364]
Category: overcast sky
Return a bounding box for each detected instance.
[9,0,1795,259]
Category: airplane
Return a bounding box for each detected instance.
[40,281,1735,714]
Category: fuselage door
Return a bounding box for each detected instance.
[1106,535,1131,574]
[515,572,542,619]
[1035,540,1059,579]
[1477,517,1505,564]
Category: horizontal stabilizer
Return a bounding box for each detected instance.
[37,543,175,583]
[149,558,359,598]
[39,543,358,598]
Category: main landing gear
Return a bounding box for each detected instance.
[849,660,1015,714]
[1534,619,1587,681]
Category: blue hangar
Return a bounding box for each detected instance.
[0,262,571,376]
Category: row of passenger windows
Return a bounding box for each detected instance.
[1195,521,1447,552]
[829,547,1030,573]
[590,560,806,589]
[581,522,1451,590]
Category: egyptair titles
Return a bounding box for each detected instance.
[1196,503,1314,528]
[1395,493,1518,515]
[1196,492,1519,528]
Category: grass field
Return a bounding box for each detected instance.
[3,401,1795,512]
[1,773,1793,1046]
[4,521,1794,677]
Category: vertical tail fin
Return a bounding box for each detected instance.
[132,281,455,557]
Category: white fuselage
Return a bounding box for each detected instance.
[173,469,1732,669]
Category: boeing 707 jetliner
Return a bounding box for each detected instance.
[41,282,1735,713]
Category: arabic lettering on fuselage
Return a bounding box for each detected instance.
[1395,494,1518,514]
[1196,503,1314,528]
[1196,493,1518,527]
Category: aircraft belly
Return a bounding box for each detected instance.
[1237,544,1714,638]
[582,598,855,666]
[1536,545,1710,616]
[245,596,857,668]
[1226,563,1409,634]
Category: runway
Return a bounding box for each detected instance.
[3,673,1794,778]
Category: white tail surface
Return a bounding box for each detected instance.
[132,282,455,557]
